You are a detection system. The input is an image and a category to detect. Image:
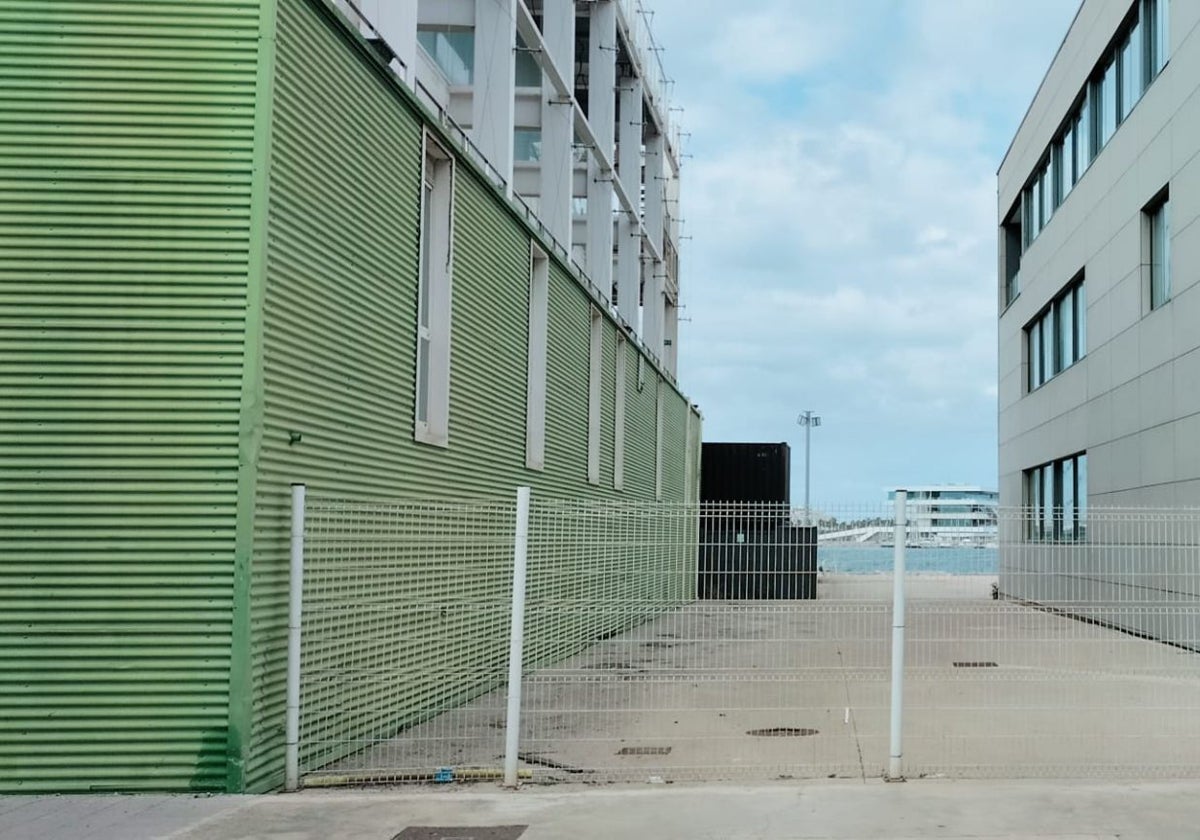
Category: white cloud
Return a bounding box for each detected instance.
[647,0,1078,499]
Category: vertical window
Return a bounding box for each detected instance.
[1061,124,1075,199]
[415,135,454,446]
[1026,452,1087,541]
[513,129,542,162]
[525,246,549,469]
[1003,203,1022,304]
[1147,0,1168,77]
[416,27,475,85]
[1075,98,1091,172]
[514,34,542,87]
[1099,59,1117,147]
[587,308,602,485]
[1026,278,1085,392]
[654,378,664,501]
[1051,143,1064,210]
[1148,194,1171,309]
[613,337,627,491]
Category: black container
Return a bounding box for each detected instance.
[701,442,791,505]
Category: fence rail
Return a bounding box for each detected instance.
[287,490,1200,788]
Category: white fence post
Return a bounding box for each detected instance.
[888,489,907,781]
[285,483,307,792]
[503,486,532,788]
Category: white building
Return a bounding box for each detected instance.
[997,0,1192,517]
[888,487,999,547]
[335,0,683,374]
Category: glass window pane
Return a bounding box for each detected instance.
[1043,466,1055,539]
[1030,320,1042,389]
[1152,0,1168,75]
[417,28,475,85]
[1040,167,1052,225]
[1077,454,1088,538]
[1042,311,1055,384]
[1076,282,1086,357]
[1063,126,1075,195]
[515,34,541,86]
[1077,99,1092,169]
[1151,201,1171,307]
[416,336,430,422]
[1058,293,1074,371]
[1101,60,1117,146]
[514,128,542,162]
[1062,457,1076,540]
[420,179,433,327]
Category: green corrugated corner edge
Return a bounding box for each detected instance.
[226,0,279,795]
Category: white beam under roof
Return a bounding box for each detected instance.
[513,0,663,265]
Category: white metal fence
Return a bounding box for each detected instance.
[287,489,1200,788]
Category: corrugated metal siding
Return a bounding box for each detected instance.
[251,0,697,790]
[0,1,261,791]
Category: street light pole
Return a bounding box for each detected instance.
[797,410,821,525]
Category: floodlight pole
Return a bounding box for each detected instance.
[797,410,821,525]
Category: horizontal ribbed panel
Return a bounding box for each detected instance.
[0,0,259,792]
[248,0,697,792]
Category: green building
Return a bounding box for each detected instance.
[0,0,699,792]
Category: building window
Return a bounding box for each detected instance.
[1027,277,1085,391]
[515,34,542,87]
[1147,193,1170,310]
[416,134,454,446]
[1014,0,1166,253]
[1026,452,1087,541]
[1148,0,1168,76]
[613,336,627,491]
[587,308,602,485]
[1002,202,1022,306]
[654,378,664,501]
[514,128,542,162]
[525,245,549,469]
[416,27,474,86]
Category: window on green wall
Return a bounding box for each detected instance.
[415,133,454,447]
[525,245,549,469]
[587,309,602,485]
[613,337,627,491]
[654,379,664,500]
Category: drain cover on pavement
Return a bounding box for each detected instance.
[617,746,672,755]
[747,727,818,737]
[393,828,527,840]
[953,661,998,668]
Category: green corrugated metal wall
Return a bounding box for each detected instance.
[245,0,698,791]
[0,1,262,791]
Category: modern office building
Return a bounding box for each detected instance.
[341,0,684,371]
[998,0,1193,513]
[887,487,999,546]
[0,0,698,793]
[997,0,1196,625]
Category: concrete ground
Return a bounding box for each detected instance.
[310,575,1200,784]
[7,780,1200,840]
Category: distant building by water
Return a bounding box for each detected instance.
[887,486,999,547]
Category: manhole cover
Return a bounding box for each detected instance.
[953,661,998,668]
[746,727,818,737]
[617,746,672,755]
[393,828,527,840]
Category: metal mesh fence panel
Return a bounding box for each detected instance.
[294,496,1200,785]
[299,497,517,784]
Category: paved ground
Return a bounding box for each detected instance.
[6,780,1200,840]
[309,575,1200,784]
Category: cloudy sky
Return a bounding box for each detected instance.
[649,0,1081,502]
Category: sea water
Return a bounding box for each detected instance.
[818,545,998,575]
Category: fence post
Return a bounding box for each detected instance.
[285,483,306,792]
[887,489,907,781]
[503,486,532,788]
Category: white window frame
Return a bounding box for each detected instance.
[524,244,549,469]
[587,308,603,485]
[1147,192,1171,310]
[655,378,664,501]
[613,336,627,491]
[415,132,454,447]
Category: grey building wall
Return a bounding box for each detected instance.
[998,0,1200,510]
